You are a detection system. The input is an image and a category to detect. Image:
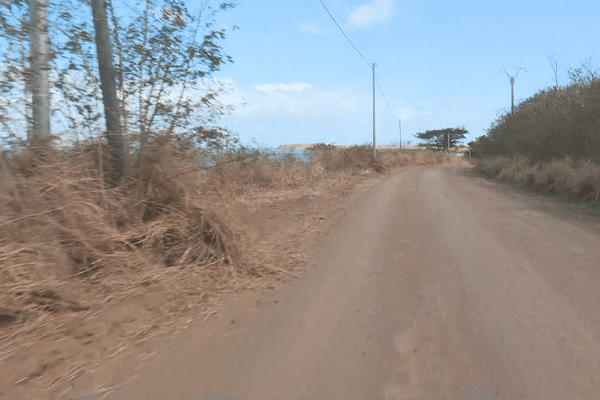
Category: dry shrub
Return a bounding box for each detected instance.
[307,145,373,172]
[206,151,315,190]
[496,156,532,183]
[572,160,600,201]
[533,157,576,193]
[305,145,464,173]
[214,153,275,188]
[391,152,413,167]
[0,135,246,329]
[371,152,395,173]
[200,145,458,191]
[476,156,510,178]
[307,143,336,150]
[477,155,600,203]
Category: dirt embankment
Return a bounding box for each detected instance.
[0,140,466,398]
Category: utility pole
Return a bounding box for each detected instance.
[510,76,515,113]
[501,67,526,113]
[399,118,402,149]
[372,63,377,158]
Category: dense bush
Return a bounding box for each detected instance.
[471,64,600,164]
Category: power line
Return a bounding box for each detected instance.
[335,0,363,33]
[334,0,371,67]
[318,0,398,122]
[318,0,371,67]
[375,76,396,120]
[318,0,402,150]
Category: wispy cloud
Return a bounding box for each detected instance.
[229,82,362,120]
[254,83,313,92]
[300,22,323,35]
[347,0,393,29]
[398,107,433,123]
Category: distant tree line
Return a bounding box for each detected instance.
[470,61,600,164]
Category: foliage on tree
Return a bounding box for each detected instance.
[0,0,34,144]
[108,0,238,155]
[471,61,600,163]
[0,0,239,157]
[415,127,468,151]
[468,135,493,158]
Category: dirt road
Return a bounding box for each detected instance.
[108,165,600,400]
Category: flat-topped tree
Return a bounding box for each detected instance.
[416,127,468,152]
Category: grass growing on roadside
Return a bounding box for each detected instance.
[477,156,600,203]
[0,140,466,324]
[0,140,468,307]
[305,143,467,174]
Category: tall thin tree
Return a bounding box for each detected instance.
[29,0,51,149]
[91,0,124,187]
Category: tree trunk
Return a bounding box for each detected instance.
[91,0,124,188]
[29,0,51,150]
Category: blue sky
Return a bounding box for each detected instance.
[210,0,600,148]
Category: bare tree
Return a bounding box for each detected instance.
[29,0,51,149]
[90,0,124,187]
[546,52,561,88]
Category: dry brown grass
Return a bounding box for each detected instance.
[0,138,464,397]
[303,144,468,174]
[477,156,600,202]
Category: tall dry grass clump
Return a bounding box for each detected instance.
[206,150,320,189]
[0,137,275,340]
[477,156,600,202]
[306,144,375,172]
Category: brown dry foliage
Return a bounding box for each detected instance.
[477,156,600,202]
[0,141,465,316]
[0,142,464,288]
[0,138,252,325]
[305,145,466,174]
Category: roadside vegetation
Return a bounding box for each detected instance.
[470,60,600,203]
[0,136,463,397]
[0,139,462,330]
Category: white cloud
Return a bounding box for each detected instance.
[398,108,433,123]
[254,83,313,92]
[347,0,393,29]
[224,81,432,125]
[229,82,362,121]
[300,22,323,35]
